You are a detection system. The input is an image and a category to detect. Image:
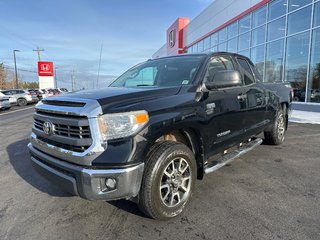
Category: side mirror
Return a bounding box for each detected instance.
[205,70,242,90]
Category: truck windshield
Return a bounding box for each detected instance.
[110,55,205,88]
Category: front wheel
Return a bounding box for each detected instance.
[264,106,286,145]
[17,98,27,106]
[138,141,197,220]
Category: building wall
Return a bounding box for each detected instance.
[152,44,166,59]
[153,0,320,104]
[184,0,262,47]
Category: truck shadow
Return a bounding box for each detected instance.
[107,199,147,218]
[7,138,72,197]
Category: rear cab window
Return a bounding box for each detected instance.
[236,57,256,85]
[204,55,235,83]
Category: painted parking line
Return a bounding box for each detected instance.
[0,106,35,116]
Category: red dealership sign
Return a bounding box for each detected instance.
[166,17,189,56]
[38,62,54,76]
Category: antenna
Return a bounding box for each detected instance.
[96,43,103,88]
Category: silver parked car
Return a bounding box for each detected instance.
[0,92,11,110]
[0,91,17,105]
[1,89,38,106]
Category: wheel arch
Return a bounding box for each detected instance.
[147,127,205,180]
[280,101,289,130]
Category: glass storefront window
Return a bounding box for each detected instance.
[227,38,237,52]
[285,31,310,102]
[253,6,267,28]
[238,32,250,51]
[210,45,218,53]
[308,28,320,103]
[252,25,266,46]
[211,33,218,47]
[289,0,312,12]
[238,49,251,58]
[228,22,238,39]
[218,42,227,51]
[265,39,284,82]
[194,43,198,53]
[267,17,286,41]
[251,45,266,79]
[204,37,211,50]
[314,2,320,27]
[239,15,251,34]
[219,28,227,44]
[288,6,312,35]
[198,40,204,52]
[268,0,287,21]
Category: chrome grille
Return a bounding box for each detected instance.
[34,118,90,139]
[37,136,90,152]
[33,110,92,153]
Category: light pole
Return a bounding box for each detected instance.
[54,67,58,88]
[13,49,20,89]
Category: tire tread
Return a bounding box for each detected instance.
[139,141,195,220]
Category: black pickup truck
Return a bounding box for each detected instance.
[28,52,291,220]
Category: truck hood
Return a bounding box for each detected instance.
[46,86,182,114]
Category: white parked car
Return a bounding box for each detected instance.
[0,91,16,105]
[1,89,38,106]
[0,92,11,110]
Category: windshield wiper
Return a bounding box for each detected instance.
[135,84,153,86]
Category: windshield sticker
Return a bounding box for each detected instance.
[182,80,189,85]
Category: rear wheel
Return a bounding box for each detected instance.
[17,98,27,106]
[138,141,196,220]
[264,106,286,145]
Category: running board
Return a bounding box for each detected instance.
[204,138,263,174]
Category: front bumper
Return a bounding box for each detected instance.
[28,143,144,201]
[0,101,10,109]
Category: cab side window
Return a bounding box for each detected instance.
[251,65,263,82]
[237,58,255,85]
[205,56,234,82]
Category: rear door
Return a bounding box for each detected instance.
[235,57,268,136]
[201,55,247,156]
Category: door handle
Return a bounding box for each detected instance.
[237,94,247,101]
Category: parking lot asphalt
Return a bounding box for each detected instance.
[0,108,319,240]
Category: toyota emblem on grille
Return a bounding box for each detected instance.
[43,121,54,135]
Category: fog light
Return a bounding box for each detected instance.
[105,178,116,189]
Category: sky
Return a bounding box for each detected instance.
[0,0,213,90]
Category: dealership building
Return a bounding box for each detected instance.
[153,0,320,105]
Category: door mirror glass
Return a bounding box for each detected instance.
[205,70,242,89]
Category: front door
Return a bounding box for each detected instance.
[201,55,247,157]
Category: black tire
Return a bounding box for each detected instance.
[138,141,197,220]
[17,98,27,106]
[264,105,286,145]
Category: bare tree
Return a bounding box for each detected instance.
[0,63,7,90]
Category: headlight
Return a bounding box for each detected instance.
[97,110,149,141]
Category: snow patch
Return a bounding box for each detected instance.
[289,110,320,124]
